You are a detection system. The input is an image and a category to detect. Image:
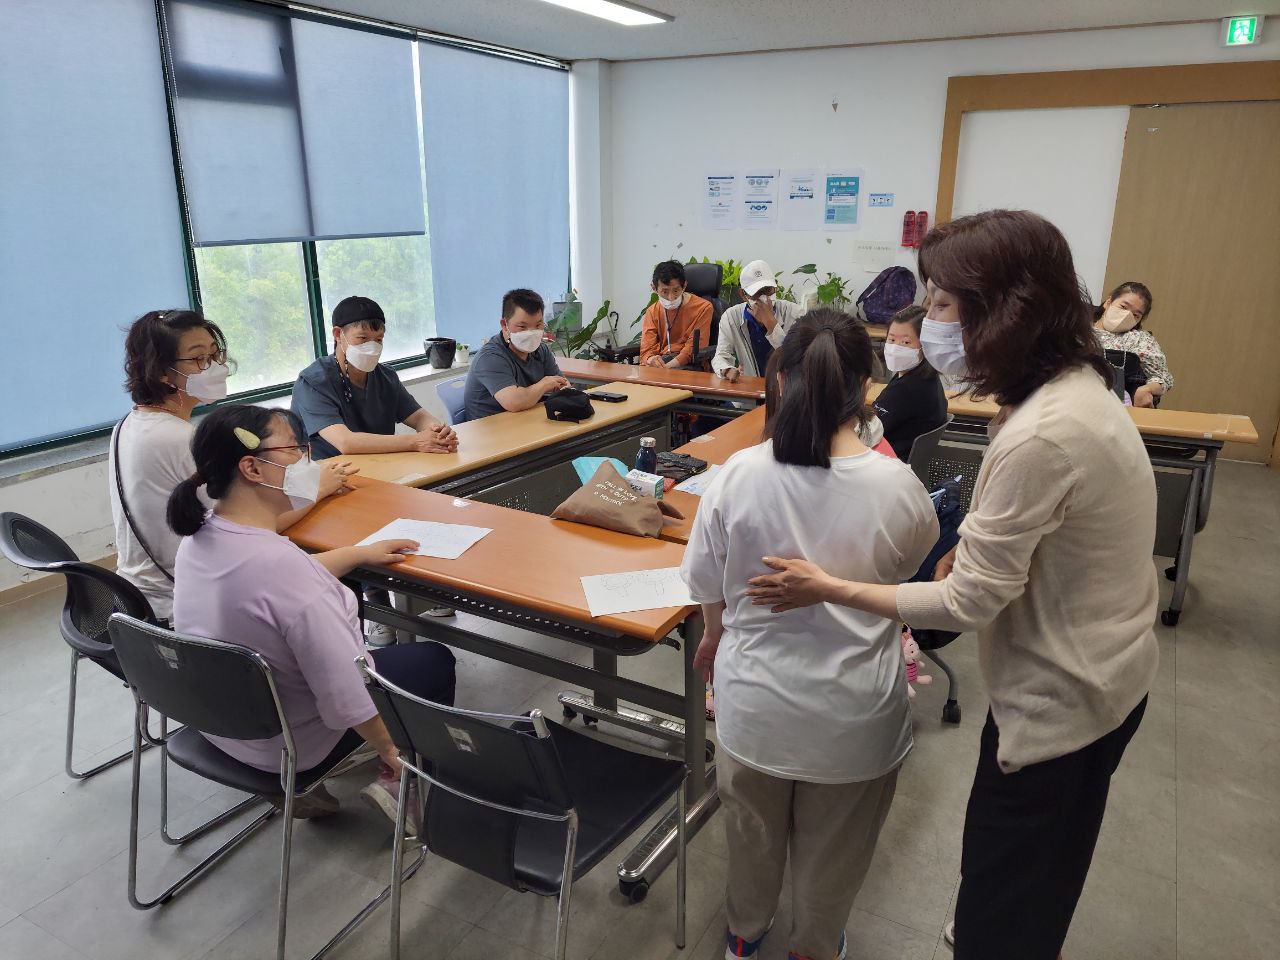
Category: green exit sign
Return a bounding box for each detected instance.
[1221,15,1263,46]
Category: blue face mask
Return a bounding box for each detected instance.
[919,318,967,377]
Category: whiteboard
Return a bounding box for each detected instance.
[953,107,1129,303]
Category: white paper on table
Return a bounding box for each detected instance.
[779,169,821,231]
[581,567,694,618]
[673,463,723,497]
[740,169,779,230]
[357,519,492,560]
[702,172,737,229]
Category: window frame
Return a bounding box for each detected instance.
[0,0,567,460]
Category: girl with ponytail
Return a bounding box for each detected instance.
[168,405,457,824]
[680,309,939,960]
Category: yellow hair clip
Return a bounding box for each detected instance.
[233,427,261,450]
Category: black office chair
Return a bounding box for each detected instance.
[907,415,953,485]
[0,511,161,780]
[359,655,689,960]
[108,614,418,960]
[681,262,725,369]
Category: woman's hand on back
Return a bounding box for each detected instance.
[934,546,958,581]
[746,557,836,612]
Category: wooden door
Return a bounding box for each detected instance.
[1105,102,1280,463]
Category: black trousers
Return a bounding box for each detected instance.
[953,696,1147,960]
[364,640,457,708]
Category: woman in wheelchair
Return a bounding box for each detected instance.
[167,404,456,822]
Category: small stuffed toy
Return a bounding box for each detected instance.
[901,627,933,700]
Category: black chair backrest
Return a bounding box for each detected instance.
[61,563,157,658]
[684,262,725,345]
[363,658,574,889]
[0,511,77,570]
[108,614,286,742]
[907,414,952,485]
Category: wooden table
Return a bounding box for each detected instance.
[560,357,766,403]
[330,381,691,491]
[660,407,768,545]
[287,477,715,895]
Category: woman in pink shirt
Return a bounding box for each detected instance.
[168,405,456,822]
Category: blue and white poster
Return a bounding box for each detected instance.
[740,169,779,230]
[823,172,861,230]
[780,169,821,231]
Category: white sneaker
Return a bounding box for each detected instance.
[421,606,456,618]
[944,921,955,948]
[365,622,396,647]
[361,772,422,839]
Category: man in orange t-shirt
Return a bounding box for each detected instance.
[639,260,713,368]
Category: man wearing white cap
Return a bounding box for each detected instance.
[712,259,806,381]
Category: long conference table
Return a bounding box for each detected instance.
[306,380,709,899]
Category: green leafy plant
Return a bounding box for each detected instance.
[793,263,851,306]
[549,293,623,359]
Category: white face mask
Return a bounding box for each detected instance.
[749,293,773,308]
[657,293,683,311]
[883,342,923,373]
[172,361,230,402]
[344,340,383,373]
[1101,303,1138,334]
[919,318,968,377]
[508,328,545,353]
[255,455,323,510]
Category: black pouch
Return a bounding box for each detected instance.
[543,387,596,423]
[655,451,707,482]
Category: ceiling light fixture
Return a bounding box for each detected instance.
[531,0,672,27]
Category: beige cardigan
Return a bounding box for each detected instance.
[897,366,1159,772]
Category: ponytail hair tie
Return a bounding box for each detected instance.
[233,427,261,450]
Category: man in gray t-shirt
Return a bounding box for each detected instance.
[463,288,568,421]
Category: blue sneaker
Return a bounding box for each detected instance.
[724,920,773,959]
[787,930,847,960]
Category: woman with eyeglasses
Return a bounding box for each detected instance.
[111,310,353,621]
[167,405,456,821]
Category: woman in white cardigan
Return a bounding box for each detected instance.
[746,210,1158,960]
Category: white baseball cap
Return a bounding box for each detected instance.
[739,259,775,297]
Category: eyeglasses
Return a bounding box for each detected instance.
[173,350,228,371]
[256,443,308,455]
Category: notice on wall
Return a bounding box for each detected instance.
[823,172,861,230]
[779,169,822,231]
[702,172,737,229]
[740,169,779,229]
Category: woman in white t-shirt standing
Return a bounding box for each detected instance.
[681,309,938,960]
[111,310,352,621]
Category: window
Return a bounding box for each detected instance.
[0,0,190,452]
[193,243,313,392]
[315,234,436,362]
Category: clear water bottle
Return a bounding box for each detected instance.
[635,436,657,474]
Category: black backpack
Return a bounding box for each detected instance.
[855,266,917,326]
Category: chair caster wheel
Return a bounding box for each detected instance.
[1164,565,1176,582]
[942,702,961,725]
[1161,610,1180,627]
[705,741,716,763]
[620,878,649,903]
[562,705,577,722]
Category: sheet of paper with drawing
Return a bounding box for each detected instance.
[581,567,694,618]
[357,519,493,560]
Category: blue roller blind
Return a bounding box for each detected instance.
[167,0,425,245]
[0,0,191,451]
[419,44,570,346]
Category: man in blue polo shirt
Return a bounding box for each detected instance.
[292,295,458,459]
[463,288,568,421]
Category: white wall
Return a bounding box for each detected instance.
[952,106,1130,301]
[570,60,613,318]
[595,22,1280,333]
[0,371,456,595]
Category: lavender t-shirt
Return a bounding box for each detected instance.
[172,513,377,772]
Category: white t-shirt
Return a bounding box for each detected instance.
[681,441,939,782]
[108,411,201,621]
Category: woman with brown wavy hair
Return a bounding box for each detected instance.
[745,210,1159,960]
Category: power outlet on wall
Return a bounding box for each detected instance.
[853,239,897,275]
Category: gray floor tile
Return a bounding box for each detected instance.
[1177,881,1280,960]
[1178,777,1280,912]
[0,916,87,960]
[842,907,940,960]
[1063,856,1176,960]
[448,925,547,960]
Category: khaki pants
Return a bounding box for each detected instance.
[719,750,898,960]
